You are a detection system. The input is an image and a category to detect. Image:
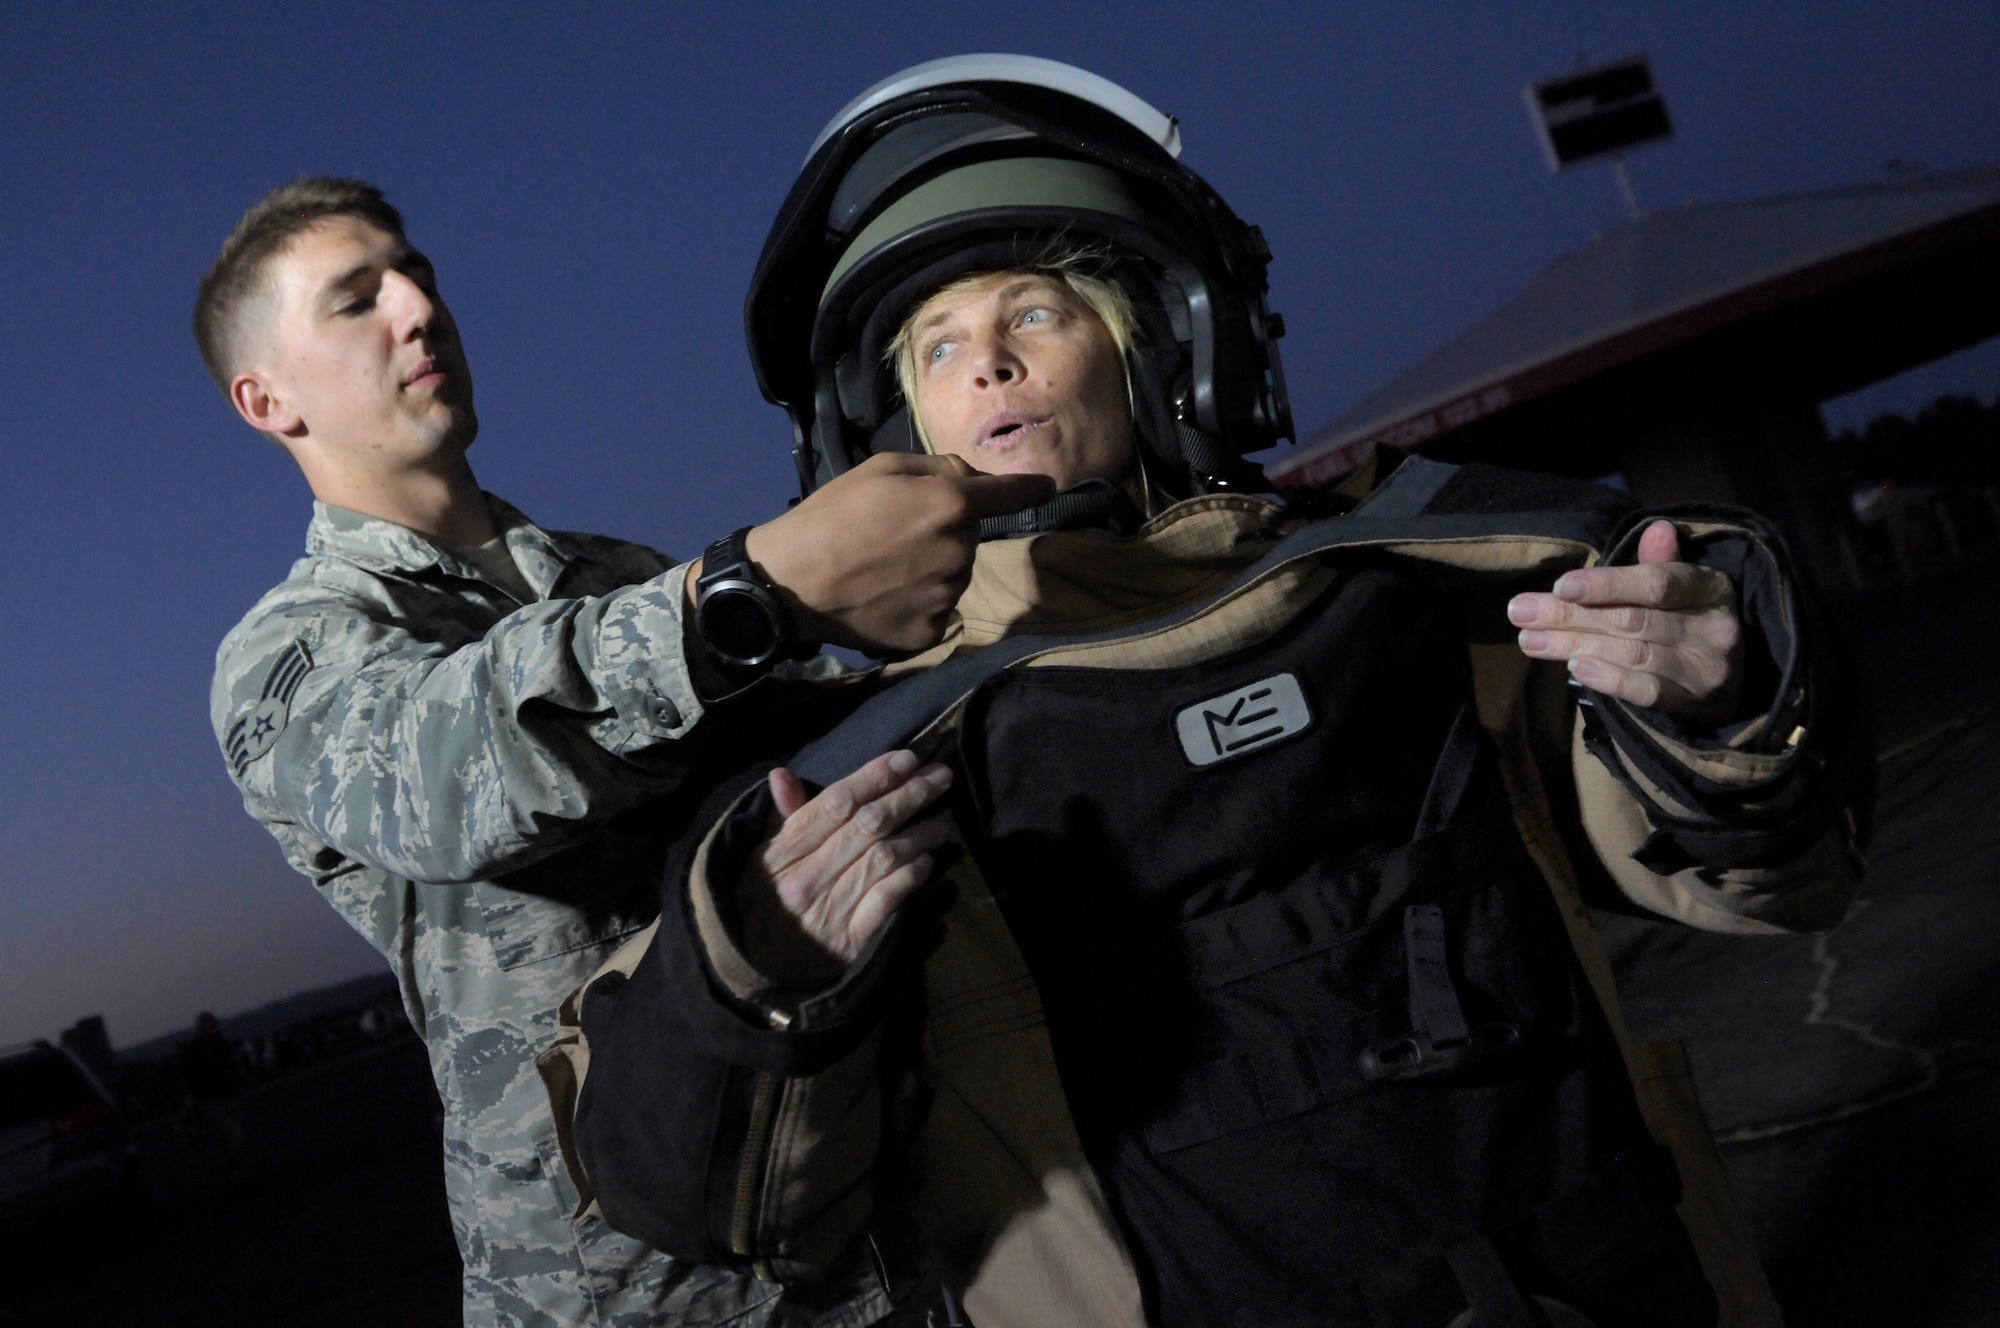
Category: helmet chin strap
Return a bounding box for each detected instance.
[905,401,1155,540]
[1177,417,1258,493]
[977,477,1146,541]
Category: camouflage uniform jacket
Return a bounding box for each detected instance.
[211,497,894,1328]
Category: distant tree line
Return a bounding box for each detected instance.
[1829,393,2000,487]
[1821,391,2000,589]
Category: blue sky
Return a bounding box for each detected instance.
[2,1,1995,1049]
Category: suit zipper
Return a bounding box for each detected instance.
[731,1071,779,1264]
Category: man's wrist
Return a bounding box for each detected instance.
[680,562,731,699]
[742,520,836,648]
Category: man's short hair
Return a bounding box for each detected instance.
[193,177,405,394]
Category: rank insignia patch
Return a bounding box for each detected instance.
[226,640,314,776]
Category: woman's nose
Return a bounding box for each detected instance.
[971,339,1021,388]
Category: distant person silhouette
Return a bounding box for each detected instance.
[176,1012,245,1185]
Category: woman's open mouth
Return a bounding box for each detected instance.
[978,412,1050,451]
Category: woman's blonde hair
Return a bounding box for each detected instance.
[884,244,1139,437]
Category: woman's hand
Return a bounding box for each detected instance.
[1509,519,1744,726]
[738,749,954,980]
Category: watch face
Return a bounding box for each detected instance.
[699,585,783,666]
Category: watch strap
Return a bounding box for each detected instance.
[696,527,757,596]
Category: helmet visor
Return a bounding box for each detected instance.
[824,156,1156,299]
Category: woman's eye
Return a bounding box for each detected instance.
[928,341,951,364]
[1018,307,1050,325]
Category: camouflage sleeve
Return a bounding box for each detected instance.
[212,566,716,883]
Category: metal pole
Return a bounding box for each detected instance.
[1611,157,1643,221]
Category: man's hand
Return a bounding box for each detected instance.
[746,454,1055,653]
[1509,519,1744,725]
[737,750,953,982]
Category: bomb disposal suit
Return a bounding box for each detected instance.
[542,59,1871,1328]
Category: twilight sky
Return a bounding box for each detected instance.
[2,2,1995,1050]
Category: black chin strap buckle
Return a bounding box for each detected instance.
[1358,905,1524,1083]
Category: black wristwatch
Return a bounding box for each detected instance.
[693,527,797,672]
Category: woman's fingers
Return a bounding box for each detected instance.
[809,764,953,884]
[1515,571,1733,635]
[838,854,937,957]
[1567,653,1691,713]
[752,749,955,965]
[769,766,811,819]
[1509,532,1744,722]
[1525,618,1736,693]
[764,749,932,867]
[1517,603,1687,645]
[1634,518,1681,565]
[781,815,952,961]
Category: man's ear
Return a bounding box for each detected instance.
[230,369,304,440]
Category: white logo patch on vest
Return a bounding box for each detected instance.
[1175,672,1312,767]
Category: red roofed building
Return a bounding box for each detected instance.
[1267,169,2000,588]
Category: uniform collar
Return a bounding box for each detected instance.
[305,494,588,599]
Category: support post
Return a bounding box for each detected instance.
[1611,157,1643,221]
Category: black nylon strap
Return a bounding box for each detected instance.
[1406,905,1472,1049]
[791,460,1629,788]
[1352,447,1461,518]
[1413,704,1487,840]
[977,478,1144,540]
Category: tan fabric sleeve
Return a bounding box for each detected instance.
[1633,1040,1786,1328]
[681,787,905,1279]
[695,815,1147,1307]
[537,789,904,1279]
[536,922,658,1222]
[1574,715,1861,934]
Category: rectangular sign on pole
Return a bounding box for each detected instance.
[1526,57,1674,172]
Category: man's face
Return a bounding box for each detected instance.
[907,272,1132,491]
[245,215,476,467]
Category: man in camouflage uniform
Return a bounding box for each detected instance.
[200,178,1040,1326]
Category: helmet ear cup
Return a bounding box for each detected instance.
[868,406,924,458]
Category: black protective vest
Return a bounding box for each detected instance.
[957,559,1715,1327]
[575,460,1771,1328]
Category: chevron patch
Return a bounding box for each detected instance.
[226,640,314,777]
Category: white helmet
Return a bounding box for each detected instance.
[745,54,1294,512]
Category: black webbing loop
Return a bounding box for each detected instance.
[1358,902,1524,1083]
[1175,418,1236,484]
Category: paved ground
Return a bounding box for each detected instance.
[0,1039,461,1328]
[1600,561,2000,1327]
